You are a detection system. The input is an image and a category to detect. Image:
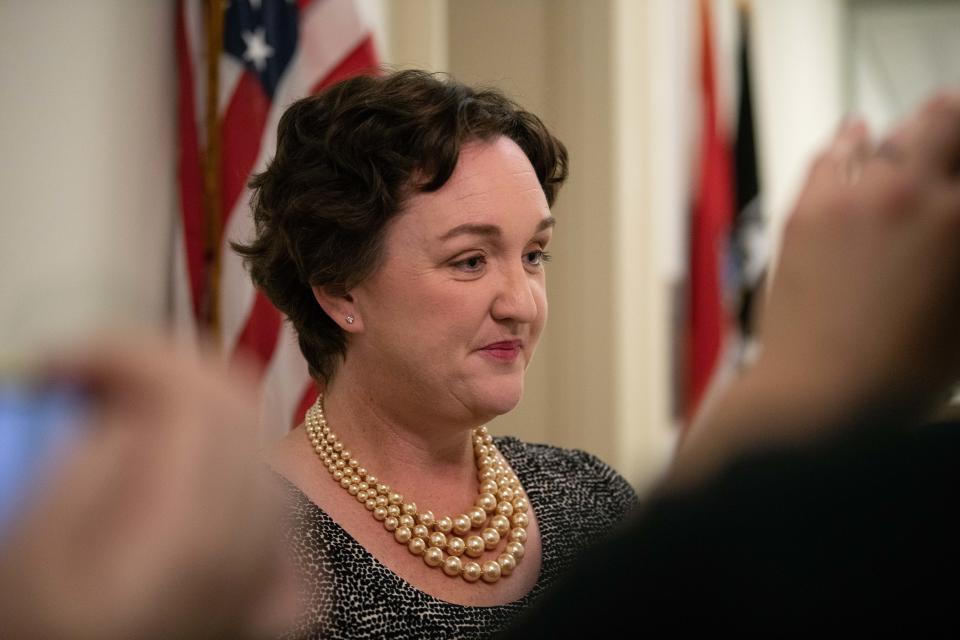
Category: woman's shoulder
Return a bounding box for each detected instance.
[493,436,639,516]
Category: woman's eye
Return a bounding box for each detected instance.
[453,255,486,272]
[524,250,551,267]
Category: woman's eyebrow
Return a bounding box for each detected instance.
[438,223,501,241]
[438,216,556,241]
[536,216,557,233]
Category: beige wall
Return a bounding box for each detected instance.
[0,0,176,360]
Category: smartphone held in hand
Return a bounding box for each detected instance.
[0,381,88,536]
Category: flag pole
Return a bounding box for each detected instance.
[203,0,224,341]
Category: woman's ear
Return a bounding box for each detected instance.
[311,285,363,332]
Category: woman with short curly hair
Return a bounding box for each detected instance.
[237,70,636,638]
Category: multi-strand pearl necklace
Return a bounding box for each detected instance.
[304,395,530,584]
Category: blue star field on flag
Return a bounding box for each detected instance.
[224,0,299,98]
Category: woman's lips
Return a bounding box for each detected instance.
[479,340,522,362]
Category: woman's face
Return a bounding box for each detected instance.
[349,136,554,422]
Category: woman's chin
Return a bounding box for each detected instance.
[470,380,524,419]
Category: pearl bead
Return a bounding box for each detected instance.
[490,515,511,535]
[511,512,529,528]
[509,527,527,543]
[512,497,528,513]
[335,460,346,470]
[387,505,401,518]
[408,537,426,555]
[497,553,516,576]
[481,561,502,583]
[482,434,492,445]
[365,474,377,485]
[462,561,482,582]
[423,547,444,567]
[468,507,487,528]
[480,480,499,495]
[375,495,388,508]
[340,477,351,489]
[376,483,390,495]
[429,532,447,549]
[465,535,485,558]
[394,526,412,543]
[506,541,525,559]
[476,493,497,513]
[496,501,514,517]
[340,449,350,459]
[398,514,415,528]
[364,499,377,511]
[347,484,359,496]
[357,468,368,479]
[453,515,472,535]
[443,555,462,576]
[402,502,417,516]
[417,510,435,527]
[332,470,344,481]
[357,481,369,492]
[373,507,387,521]
[355,490,368,502]
[412,524,429,540]
[447,536,466,556]
[349,475,361,485]
[481,528,501,549]
[436,517,453,533]
[475,444,489,458]
[388,493,403,505]
[497,487,514,502]
[478,468,497,482]
[384,516,399,531]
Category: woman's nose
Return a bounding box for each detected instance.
[491,266,538,323]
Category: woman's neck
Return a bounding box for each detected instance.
[318,365,483,506]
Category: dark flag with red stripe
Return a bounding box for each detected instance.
[730,5,767,354]
[174,0,379,441]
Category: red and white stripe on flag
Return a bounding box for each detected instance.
[174,0,379,444]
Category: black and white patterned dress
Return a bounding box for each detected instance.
[279,436,639,639]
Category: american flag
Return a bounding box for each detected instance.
[174,0,379,442]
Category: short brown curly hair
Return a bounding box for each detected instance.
[233,70,569,382]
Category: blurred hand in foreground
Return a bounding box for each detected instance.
[0,337,299,639]
[678,91,960,485]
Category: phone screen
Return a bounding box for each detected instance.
[0,382,87,536]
